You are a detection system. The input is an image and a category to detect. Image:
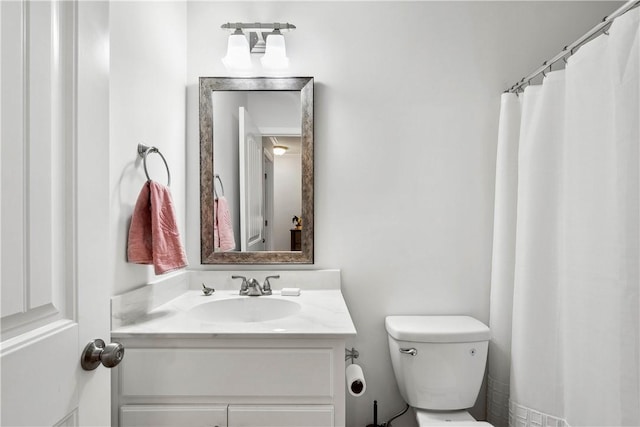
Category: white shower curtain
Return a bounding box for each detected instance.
[488,8,640,427]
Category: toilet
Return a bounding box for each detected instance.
[385,315,493,426]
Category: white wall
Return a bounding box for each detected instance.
[274,153,302,250]
[248,91,301,134]
[110,1,187,296]
[181,2,617,426]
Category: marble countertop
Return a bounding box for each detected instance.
[111,288,357,339]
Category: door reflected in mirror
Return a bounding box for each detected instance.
[199,77,313,264]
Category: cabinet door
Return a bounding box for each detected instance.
[120,405,227,427]
[228,405,333,427]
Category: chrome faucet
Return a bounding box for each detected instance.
[232,275,266,296]
[232,275,279,296]
[245,278,265,296]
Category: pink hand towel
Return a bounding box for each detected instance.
[127,181,188,274]
[214,196,236,252]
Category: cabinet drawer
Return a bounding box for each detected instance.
[120,405,227,427]
[120,348,334,398]
[228,405,333,427]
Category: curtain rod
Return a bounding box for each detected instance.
[506,0,640,93]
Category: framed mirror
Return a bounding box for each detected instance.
[199,77,313,264]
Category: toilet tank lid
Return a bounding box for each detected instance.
[385,316,490,343]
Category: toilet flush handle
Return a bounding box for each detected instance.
[399,348,417,356]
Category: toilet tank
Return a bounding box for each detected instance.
[385,316,490,411]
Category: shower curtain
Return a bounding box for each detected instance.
[488,8,640,427]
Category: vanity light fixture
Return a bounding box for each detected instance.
[221,22,295,70]
[221,29,251,70]
[261,30,289,70]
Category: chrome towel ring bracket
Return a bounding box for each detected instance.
[137,143,171,187]
[214,174,225,199]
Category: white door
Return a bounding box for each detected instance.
[238,107,265,251]
[1,2,112,426]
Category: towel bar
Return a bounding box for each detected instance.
[137,143,171,187]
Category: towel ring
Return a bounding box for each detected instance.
[214,174,225,199]
[137,143,171,187]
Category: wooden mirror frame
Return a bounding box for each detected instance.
[199,77,314,264]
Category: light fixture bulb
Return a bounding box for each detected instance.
[261,32,289,70]
[222,33,251,70]
[273,145,288,156]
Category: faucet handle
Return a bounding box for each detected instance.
[232,275,249,295]
[262,275,280,295]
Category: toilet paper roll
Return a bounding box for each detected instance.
[346,363,366,397]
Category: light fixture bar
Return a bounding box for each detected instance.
[221,22,296,33]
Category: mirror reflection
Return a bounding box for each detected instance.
[199,77,314,264]
[212,91,302,252]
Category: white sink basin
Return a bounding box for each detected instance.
[189,297,302,323]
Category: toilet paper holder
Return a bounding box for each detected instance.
[345,347,359,364]
[345,347,366,397]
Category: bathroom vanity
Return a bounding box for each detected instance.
[110,270,355,427]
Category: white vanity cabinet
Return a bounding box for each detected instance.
[112,337,347,427]
[227,405,334,426]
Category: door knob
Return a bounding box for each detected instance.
[81,339,125,370]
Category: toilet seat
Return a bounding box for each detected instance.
[414,409,494,426]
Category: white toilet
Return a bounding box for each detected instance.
[385,315,493,426]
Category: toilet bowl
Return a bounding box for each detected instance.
[385,316,493,426]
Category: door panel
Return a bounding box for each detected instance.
[1,0,71,337]
[1,0,27,318]
[0,1,111,425]
[239,107,265,251]
[1,322,78,425]
[263,151,274,250]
